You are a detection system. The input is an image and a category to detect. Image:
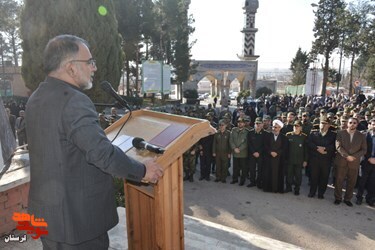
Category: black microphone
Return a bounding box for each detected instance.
[100,81,130,110]
[132,137,165,154]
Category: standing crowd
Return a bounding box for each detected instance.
[180,92,375,207]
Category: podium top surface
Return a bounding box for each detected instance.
[105,109,216,167]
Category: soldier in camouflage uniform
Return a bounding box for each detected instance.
[285,120,308,195]
[263,115,272,133]
[230,117,249,186]
[183,144,197,182]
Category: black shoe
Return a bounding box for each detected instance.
[318,194,324,199]
[205,177,210,181]
[247,183,256,188]
[308,193,315,198]
[189,177,194,182]
[199,177,204,181]
[294,190,300,196]
[221,180,226,183]
[334,200,341,205]
[366,200,374,207]
[214,179,220,182]
[239,181,245,186]
[230,180,238,184]
[356,198,362,205]
[183,175,189,181]
[344,200,353,207]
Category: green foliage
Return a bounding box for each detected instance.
[183,88,198,98]
[20,0,124,103]
[256,87,272,98]
[311,0,346,96]
[0,0,22,66]
[238,89,250,101]
[290,48,310,85]
[113,177,125,207]
[365,55,375,87]
[342,1,373,95]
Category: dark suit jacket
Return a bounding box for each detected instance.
[25,77,146,244]
[334,129,367,169]
[364,132,375,161]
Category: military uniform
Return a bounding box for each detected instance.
[285,121,308,195]
[230,118,249,185]
[183,144,197,182]
[248,119,267,188]
[307,128,336,198]
[212,128,231,182]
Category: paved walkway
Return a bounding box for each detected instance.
[1,207,301,250]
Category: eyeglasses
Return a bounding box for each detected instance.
[69,58,96,67]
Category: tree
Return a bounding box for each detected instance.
[256,87,272,98]
[311,0,346,97]
[365,56,375,87]
[20,0,123,103]
[0,0,22,66]
[290,48,310,85]
[114,0,155,96]
[343,0,373,95]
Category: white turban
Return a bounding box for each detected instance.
[272,119,284,129]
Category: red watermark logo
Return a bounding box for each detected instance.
[3,212,49,243]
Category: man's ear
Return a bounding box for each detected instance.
[64,62,76,77]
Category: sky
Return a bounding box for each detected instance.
[189,0,321,70]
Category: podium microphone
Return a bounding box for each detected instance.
[100,81,130,110]
[132,137,165,154]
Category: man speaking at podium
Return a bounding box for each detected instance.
[25,35,163,249]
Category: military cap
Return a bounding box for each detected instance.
[263,115,271,120]
[218,119,226,125]
[287,112,295,116]
[223,113,231,119]
[336,111,343,116]
[281,112,287,117]
[327,112,335,117]
[320,117,331,124]
[365,111,371,116]
[205,112,214,117]
[320,109,327,114]
[255,117,263,123]
[302,112,309,116]
[237,117,245,123]
[340,116,349,122]
[244,116,251,122]
[293,120,303,126]
[312,118,320,125]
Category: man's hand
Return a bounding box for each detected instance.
[212,153,216,157]
[253,152,260,158]
[142,158,164,184]
[234,148,240,154]
[270,152,278,157]
[303,161,307,167]
[368,157,375,165]
[346,156,356,162]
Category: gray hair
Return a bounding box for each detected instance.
[43,34,89,74]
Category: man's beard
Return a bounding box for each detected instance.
[82,81,93,90]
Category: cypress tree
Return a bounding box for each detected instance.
[20,0,123,103]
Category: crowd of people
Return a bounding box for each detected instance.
[4,100,27,147]
[178,92,375,207]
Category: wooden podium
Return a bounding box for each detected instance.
[105,110,216,249]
